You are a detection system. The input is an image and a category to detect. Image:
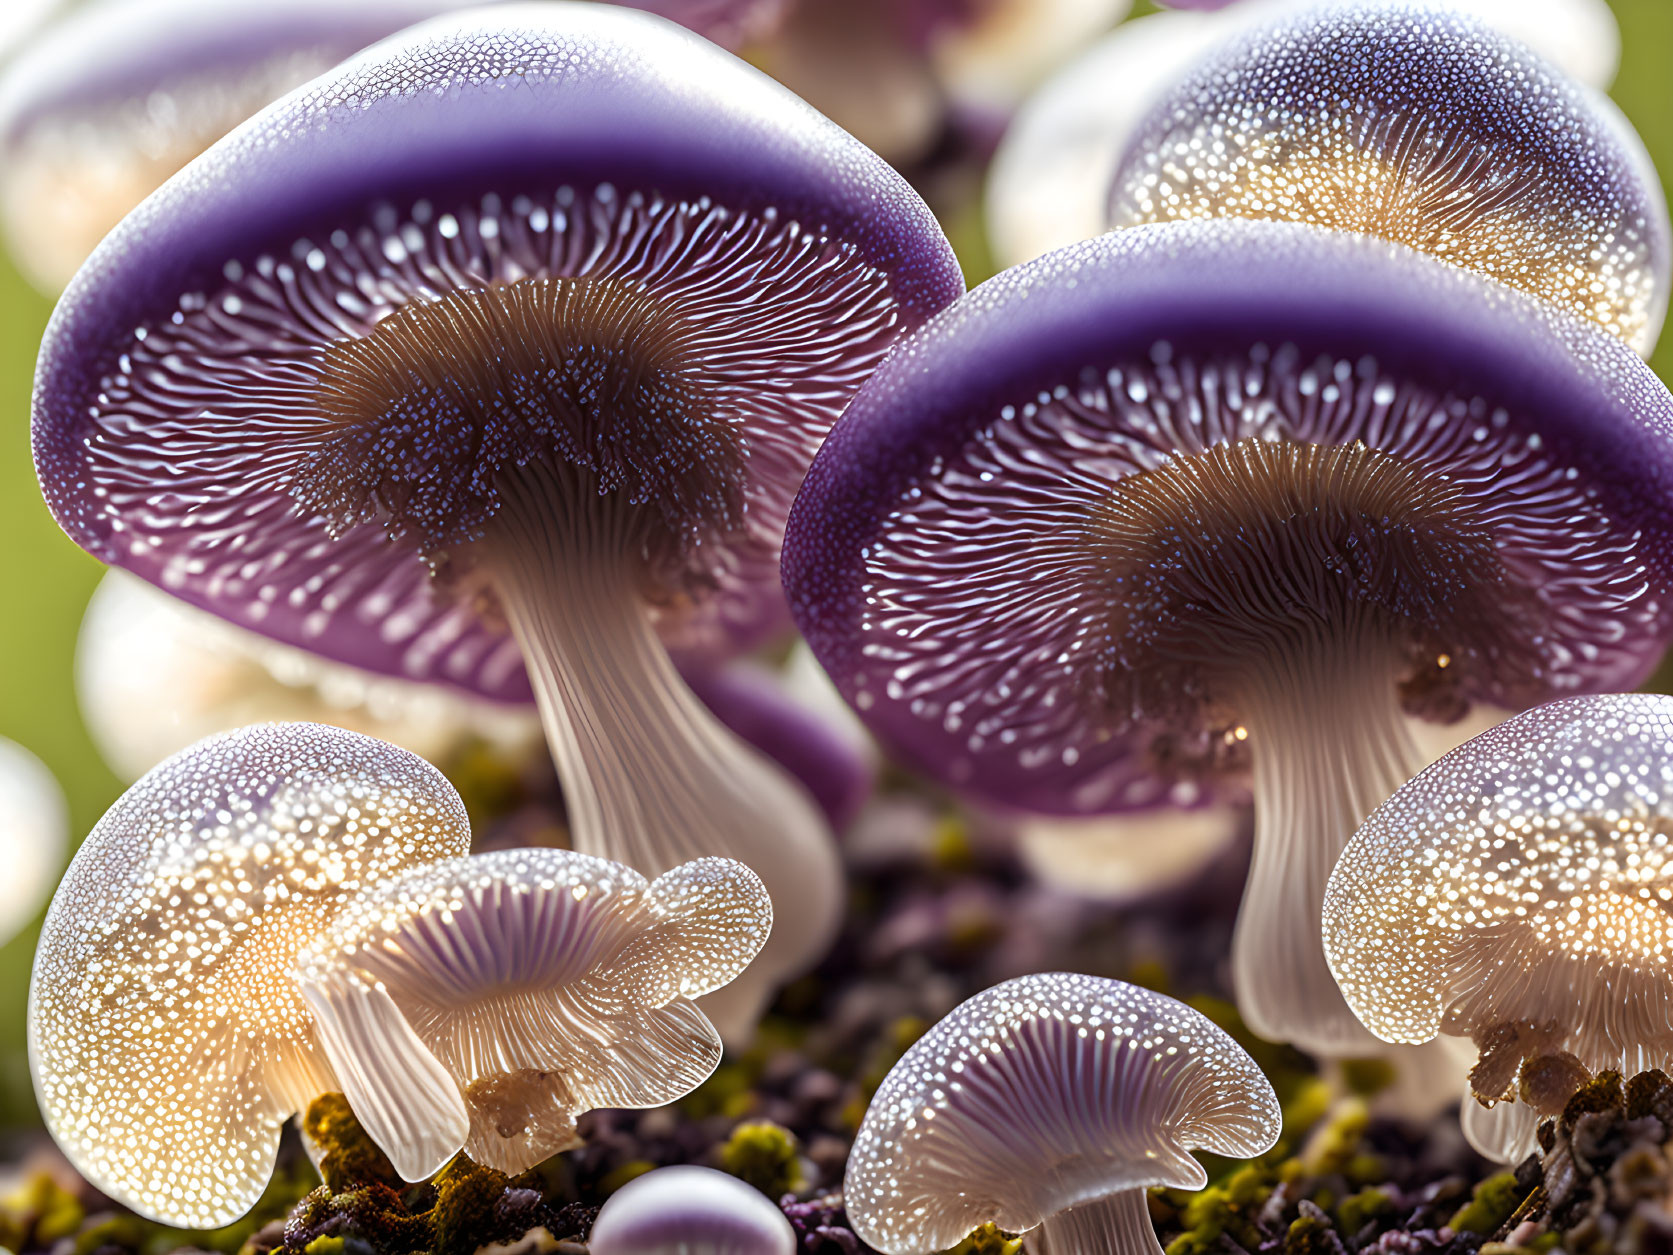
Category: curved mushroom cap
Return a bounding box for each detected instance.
[783,218,1673,816]
[32,2,962,700]
[0,0,475,294]
[0,737,67,948]
[1106,2,1667,354]
[77,572,540,782]
[588,1165,796,1255]
[687,662,876,831]
[28,722,472,1228]
[297,849,770,1177]
[1325,693,1673,1074]
[843,972,1280,1253]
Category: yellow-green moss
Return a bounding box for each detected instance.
[1448,1172,1529,1235]
[938,1222,1024,1255]
[720,1121,805,1197]
[304,1094,401,1192]
[1338,1187,1394,1234]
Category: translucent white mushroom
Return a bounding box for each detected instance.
[844,972,1280,1255]
[77,571,540,782]
[986,0,1622,270]
[589,1165,795,1255]
[1325,693,1673,1165]
[28,723,473,1227]
[0,737,67,948]
[297,849,771,1178]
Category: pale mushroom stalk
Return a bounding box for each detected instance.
[1233,636,1425,1051]
[482,463,839,1040]
[1030,1188,1179,1255]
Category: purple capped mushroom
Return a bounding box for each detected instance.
[1106,2,1667,355]
[588,1165,796,1255]
[784,217,1673,1055]
[32,3,962,1042]
[844,972,1280,1254]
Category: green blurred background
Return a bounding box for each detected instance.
[0,0,1669,1128]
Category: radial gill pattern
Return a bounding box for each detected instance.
[1107,3,1670,354]
[297,850,770,1176]
[843,972,1280,1254]
[784,220,1673,815]
[73,184,899,694]
[27,723,472,1228]
[1325,693,1673,1079]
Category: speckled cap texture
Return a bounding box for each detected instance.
[782,218,1673,814]
[33,2,963,702]
[1106,1,1670,354]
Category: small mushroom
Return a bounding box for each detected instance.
[76,571,540,781]
[783,218,1673,1055]
[28,722,472,1227]
[1106,2,1667,354]
[588,1165,795,1255]
[0,736,67,948]
[844,972,1280,1255]
[297,849,771,1177]
[1325,692,1673,1163]
[32,4,962,1044]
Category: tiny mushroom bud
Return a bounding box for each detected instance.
[296,849,771,1178]
[588,1165,796,1255]
[1326,693,1673,1163]
[0,736,67,948]
[844,972,1280,1255]
[32,3,962,1044]
[1107,2,1668,354]
[783,219,1673,1056]
[28,722,473,1228]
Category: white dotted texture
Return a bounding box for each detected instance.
[843,973,1279,1254]
[34,2,955,699]
[1108,2,1670,354]
[1325,693,1673,1075]
[28,722,471,1228]
[299,850,770,1174]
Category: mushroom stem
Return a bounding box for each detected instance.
[478,464,842,1044]
[1033,1189,1164,1255]
[1231,638,1424,1056]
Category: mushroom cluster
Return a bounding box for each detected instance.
[17,0,1673,1248]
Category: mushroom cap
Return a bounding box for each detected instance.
[0,0,473,293]
[297,849,771,1176]
[32,2,962,702]
[588,1165,796,1255]
[843,972,1280,1253]
[28,722,472,1227]
[0,737,67,948]
[77,571,540,782]
[1106,1,1666,353]
[688,662,877,831]
[782,218,1673,815]
[1324,692,1673,1071]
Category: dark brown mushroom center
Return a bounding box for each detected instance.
[294,275,742,575]
[1081,436,1528,728]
